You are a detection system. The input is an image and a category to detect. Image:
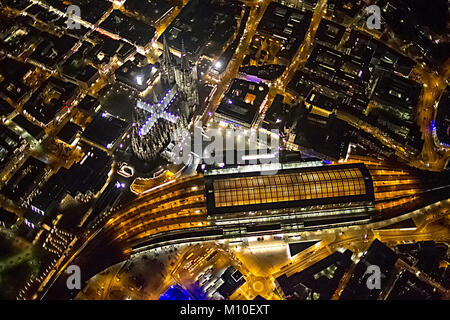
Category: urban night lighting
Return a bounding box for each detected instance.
[136,75,144,86]
[0,0,448,313]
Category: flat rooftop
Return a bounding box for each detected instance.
[256,2,312,61]
[81,111,129,150]
[77,95,100,115]
[216,79,269,127]
[56,121,81,144]
[372,72,422,112]
[314,19,345,47]
[159,0,243,57]
[99,10,156,47]
[30,34,77,68]
[22,77,77,126]
[0,99,14,117]
[11,114,44,138]
[306,44,370,84]
[0,58,32,103]
[1,156,46,202]
[124,0,173,23]
[115,60,158,92]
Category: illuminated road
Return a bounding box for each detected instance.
[273,200,450,278]
[410,61,450,171]
[72,197,449,300]
[254,0,328,127]
[30,161,450,300]
[244,0,450,173]
[279,0,328,87]
[333,56,450,173]
[201,0,272,125]
[8,0,449,300]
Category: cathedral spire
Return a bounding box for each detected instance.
[180,39,189,71]
[161,35,175,84]
[162,35,173,67]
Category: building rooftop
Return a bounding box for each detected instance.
[61,52,99,84]
[344,30,415,76]
[216,266,246,299]
[239,64,286,82]
[0,18,41,55]
[262,94,287,130]
[59,147,112,197]
[205,163,374,215]
[42,0,111,24]
[22,77,77,126]
[0,99,15,117]
[68,0,111,24]
[305,90,336,113]
[25,3,88,37]
[287,70,314,97]
[288,240,320,257]
[115,60,159,92]
[124,0,174,24]
[159,0,243,58]
[215,79,269,128]
[0,208,17,228]
[371,71,422,119]
[0,124,23,170]
[11,114,44,139]
[29,171,66,219]
[2,0,30,10]
[84,37,135,67]
[99,10,156,47]
[0,57,32,103]
[56,121,82,145]
[306,44,371,86]
[276,249,353,300]
[292,111,352,160]
[77,95,101,115]
[256,2,312,62]
[314,19,346,47]
[1,156,46,203]
[375,0,448,69]
[329,0,364,18]
[29,33,77,69]
[387,271,442,299]
[340,239,398,300]
[81,111,129,152]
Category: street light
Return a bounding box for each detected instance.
[214,61,223,70]
[136,75,144,86]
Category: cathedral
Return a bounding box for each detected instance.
[131,37,199,164]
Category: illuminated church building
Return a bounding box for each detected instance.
[131,37,199,163]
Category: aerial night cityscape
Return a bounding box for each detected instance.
[0,0,449,309]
